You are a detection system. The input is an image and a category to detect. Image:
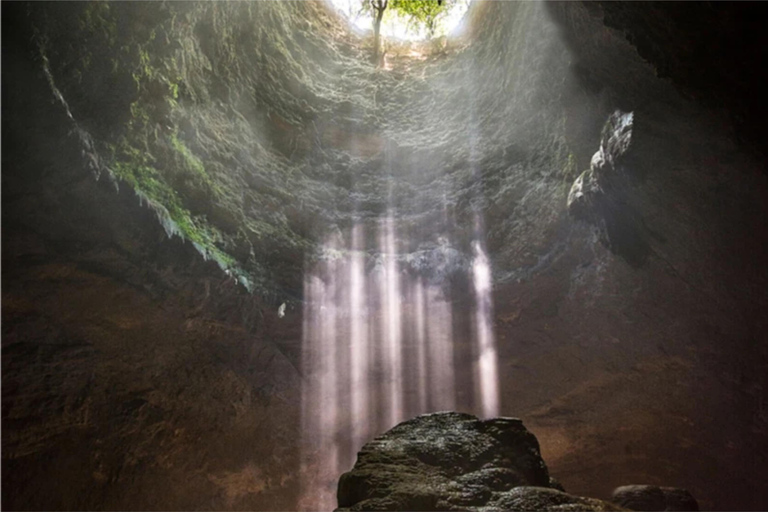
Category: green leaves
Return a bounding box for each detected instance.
[390,0,447,37]
[358,0,464,39]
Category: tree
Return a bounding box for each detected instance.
[371,0,388,65]
[364,0,452,65]
[390,0,448,39]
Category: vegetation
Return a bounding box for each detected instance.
[391,0,449,37]
[362,0,458,64]
[371,0,388,64]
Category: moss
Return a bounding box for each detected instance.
[168,133,207,182]
[110,159,227,263]
[111,162,183,226]
[78,2,117,48]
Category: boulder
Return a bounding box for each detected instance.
[611,485,699,511]
[336,412,625,511]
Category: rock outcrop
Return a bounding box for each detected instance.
[567,109,652,266]
[567,110,635,223]
[336,412,624,511]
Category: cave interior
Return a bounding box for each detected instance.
[2,1,768,510]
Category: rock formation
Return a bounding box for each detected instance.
[336,412,624,511]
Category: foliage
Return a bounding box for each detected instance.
[356,0,461,39]
[390,0,450,37]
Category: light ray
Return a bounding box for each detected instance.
[471,238,499,418]
[349,222,368,454]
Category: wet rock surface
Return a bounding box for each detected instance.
[336,412,623,511]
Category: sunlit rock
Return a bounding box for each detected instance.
[568,109,635,221]
[600,111,634,171]
[567,168,602,222]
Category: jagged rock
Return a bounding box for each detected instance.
[567,110,634,221]
[599,110,634,172]
[589,109,635,185]
[611,485,699,511]
[566,168,602,222]
[566,109,651,266]
[336,412,624,511]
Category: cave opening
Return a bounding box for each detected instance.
[327,0,471,41]
[2,1,768,511]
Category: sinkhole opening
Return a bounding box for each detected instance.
[327,0,471,41]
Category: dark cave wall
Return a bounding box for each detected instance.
[2,1,768,511]
[502,3,768,509]
[590,1,768,158]
[2,4,304,509]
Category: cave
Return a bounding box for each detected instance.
[2,1,767,510]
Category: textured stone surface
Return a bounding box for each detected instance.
[567,109,649,265]
[336,412,623,511]
[493,487,624,512]
[567,168,601,222]
[612,485,699,512]
[568,110,634,214]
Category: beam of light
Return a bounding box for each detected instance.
[301,223,487,509]
[299,271,319,512]
[413,277,428,413]
[368,258,386,435]
[465,45,499,419]
[319,238,340,476]
[382,212,404,427]
[349,222,368,454]
[425,282,456,411]
[471,237,499,418]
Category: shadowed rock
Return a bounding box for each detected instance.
[567,109,650,266]
[612,485,699,511]
[567,110,634,224]
[336,412,625,511]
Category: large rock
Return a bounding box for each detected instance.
[611,485,699,511]
[336,412,624,511]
